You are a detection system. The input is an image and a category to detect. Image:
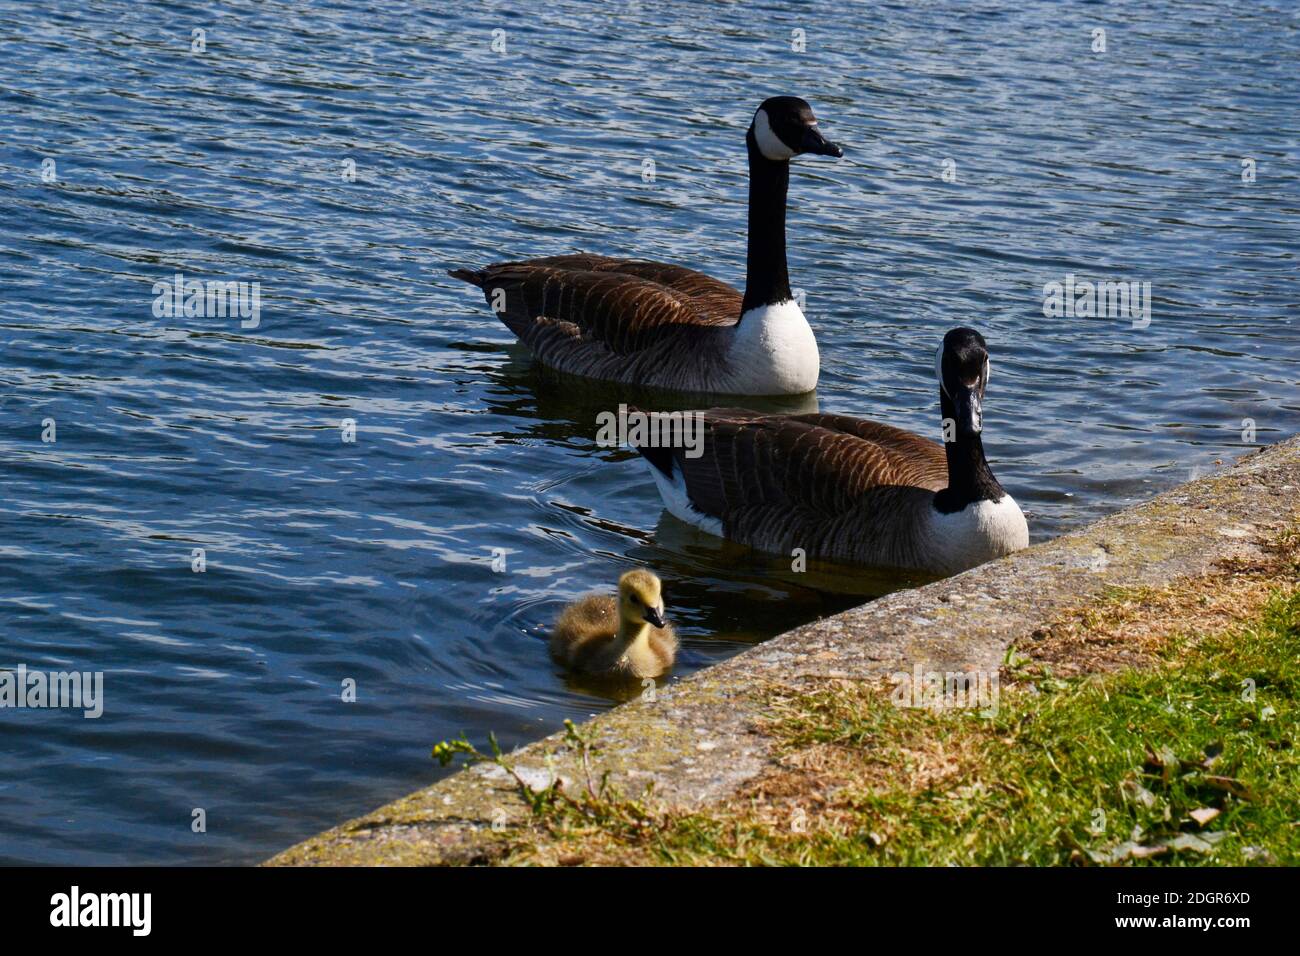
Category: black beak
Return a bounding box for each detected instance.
[643,606,665,629]
[952,384,983,437]
[799,125,843,158]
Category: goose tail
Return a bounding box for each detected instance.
[635,443,677,479]
[631,413,726,537]
[447,267,486,288]
[626,406,677,478]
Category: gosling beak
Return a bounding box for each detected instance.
[800,124,843,158]
[643,606,666,629]
[952,382,983,437]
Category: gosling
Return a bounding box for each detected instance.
[549,569,678,679]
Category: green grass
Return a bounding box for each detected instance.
[647,585,1300,866]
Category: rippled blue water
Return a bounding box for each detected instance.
[0,0,1296,864]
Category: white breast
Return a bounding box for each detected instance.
[921,495,1029,574]
[724,300,820,395]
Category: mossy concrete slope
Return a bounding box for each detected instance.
[267,437,1300,866]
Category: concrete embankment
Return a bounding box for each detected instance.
[267,437,1300,866]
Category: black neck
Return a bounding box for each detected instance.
[741,129,792,314]
[933,391,1006,514]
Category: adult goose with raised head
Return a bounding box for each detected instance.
[449,96,843,395]
[632,328,1030,575]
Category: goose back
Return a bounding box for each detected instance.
[514,254,742,323]
[636,409,973,570]
[450,255,748,390]
[550,594,619,668]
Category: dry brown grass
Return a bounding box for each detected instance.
[1015,536,1299,682]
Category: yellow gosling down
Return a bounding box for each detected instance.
[549,569,678,679]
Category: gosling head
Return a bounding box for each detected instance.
[618,569,666,631]
[749,96,844,162]
[935,327,991,439]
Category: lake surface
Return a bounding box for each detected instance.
[0,0,1296,864]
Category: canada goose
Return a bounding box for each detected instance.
[550,569,678,678]
[449,96,843,396]
[632,328,1029,575]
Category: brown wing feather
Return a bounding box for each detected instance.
[673,410,946,515]
[454,256,741,355]
[523,255,741,322]
[641,409,949,565]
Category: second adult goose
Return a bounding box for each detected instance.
[448,96,843,395]
[632,328,1029,575]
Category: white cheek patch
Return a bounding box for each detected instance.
[934,344,948,396]
[753,108,796,161]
